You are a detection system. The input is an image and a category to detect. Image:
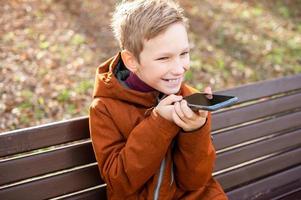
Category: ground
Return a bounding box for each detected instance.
[0,0,300,132]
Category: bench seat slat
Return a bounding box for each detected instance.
[0,165,103,200]
[0,117,89,157]
[212,92,301,131]
[215,128,301,171]
[216,74,301,103]
[276,188,301,200]
[258,182,301,200]
[0,143,96,186]
[215,147,301,191]
[213,111,301,150]
[61,187,107,200]
[227,165,301,200]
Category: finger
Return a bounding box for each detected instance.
[174,101,185,120]
[198,110,208,118]
[160,94,183,105]
[204,86,212,94]
[180,100,195,120]
[204,86,213,99]
[172,109,187,130]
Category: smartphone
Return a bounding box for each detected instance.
[184,93,239,111]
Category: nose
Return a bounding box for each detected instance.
[171,58,187,75]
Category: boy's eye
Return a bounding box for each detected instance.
[156,57,169,61]
[180,51,189,56]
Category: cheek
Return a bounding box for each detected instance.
[151,62,169,74]
[183,57,190,70]
[140,62,166,79]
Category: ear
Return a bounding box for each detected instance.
[121,50,139,73]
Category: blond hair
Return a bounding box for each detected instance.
[111,0,188,62]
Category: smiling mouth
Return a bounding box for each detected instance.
[162,78,181,83]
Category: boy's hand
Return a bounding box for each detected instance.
[154,94,183,122]
[172,87,212,132]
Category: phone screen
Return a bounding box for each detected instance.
[184,93,238,111]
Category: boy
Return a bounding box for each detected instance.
[89,0,227,199]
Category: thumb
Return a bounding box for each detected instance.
[204,86,212,94]
[159,94,183,105]
[204,86,213,99]
[198,110,208,118]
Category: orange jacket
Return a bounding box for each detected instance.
[89,53,227,200]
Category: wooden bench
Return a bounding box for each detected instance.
[1,74,301,200]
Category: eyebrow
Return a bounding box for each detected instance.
[155,47,190,57]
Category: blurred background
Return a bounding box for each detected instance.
[1,0,300,132]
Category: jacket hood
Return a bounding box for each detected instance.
[92,53,161,108]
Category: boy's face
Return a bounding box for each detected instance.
[135,22,190,95]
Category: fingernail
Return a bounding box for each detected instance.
[205,86,211,91]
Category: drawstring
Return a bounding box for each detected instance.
[144,106,156,117]
[100,71,112,85]
[144,93,166,117]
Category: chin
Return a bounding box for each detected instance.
[161,87,181,95]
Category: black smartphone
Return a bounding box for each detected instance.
[184,93,238,111]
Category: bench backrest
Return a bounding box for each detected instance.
[214,74,301,199]
[1,74,301,200]
[0,117,105,200]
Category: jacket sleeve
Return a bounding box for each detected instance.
[173,113,216,190]
[89,101,180,196]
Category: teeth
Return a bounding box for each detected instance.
[169,79,177,83]
[167,78,179,83]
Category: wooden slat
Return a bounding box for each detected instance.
[216,73,301,103]
[0,142,96,186]
[276,188,301,200]
[0,165,103,200]
[213,111,301,150]
[227,165,301,200]
[212,92,301,131]
[258,182,301,200]
[0,117,89,157]
[215,147,301,191]
[215,129,301,171]
[61,187,107,200]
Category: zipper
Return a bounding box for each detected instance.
[170,161,174,187]
[170,140,176,187]
[152,94,171,199]
[153,158,166,200]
